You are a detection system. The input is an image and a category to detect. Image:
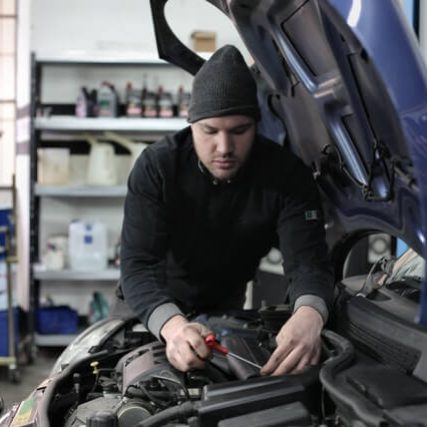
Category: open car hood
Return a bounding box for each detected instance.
[150,0,427,323]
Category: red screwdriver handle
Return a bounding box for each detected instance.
[205,334,229,354]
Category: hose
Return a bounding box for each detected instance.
[135,401,200,427]
[319,329,382,426]
[320,329,355,386]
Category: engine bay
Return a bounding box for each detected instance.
[63,334,321,426]
[3,290,427,427]
[59,309,327,426]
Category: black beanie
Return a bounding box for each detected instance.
[188,45,260,123]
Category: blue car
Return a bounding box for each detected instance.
[2,1,427,425]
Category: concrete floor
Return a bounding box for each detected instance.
[0,347,61,411]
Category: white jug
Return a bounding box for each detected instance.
[103,131,148,169]
[38,148,70,185]
[68,220,108,271]
[84,135,118,186]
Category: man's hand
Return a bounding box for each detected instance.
[160,315,213,372]
[261,306,323,376]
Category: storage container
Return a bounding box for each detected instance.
[0,307,19,356]
[36,306,78,335]
[68,221,108,271]
[97,81,119,117]
[0,207,12,260]
[0,262,17,310]
[38,148,70,185]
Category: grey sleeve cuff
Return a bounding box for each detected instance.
[147,303,185,340]
[293,295,329,325]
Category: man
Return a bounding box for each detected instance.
[120,45,333,376]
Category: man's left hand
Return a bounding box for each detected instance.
[260,305,323,376]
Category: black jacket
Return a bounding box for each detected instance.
[120,127,333,329]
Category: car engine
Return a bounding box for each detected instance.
[37,309,329,426]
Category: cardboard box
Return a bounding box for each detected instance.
[191,31,216,52]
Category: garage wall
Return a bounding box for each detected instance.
[15,0,32,310]
[30,0,248,58]
[30,1,251,101]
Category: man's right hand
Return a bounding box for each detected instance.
[160,314,212,371]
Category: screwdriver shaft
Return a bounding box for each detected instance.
[205,334,262,370]
[228,352,262,370]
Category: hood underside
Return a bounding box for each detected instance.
[150,0,427,323]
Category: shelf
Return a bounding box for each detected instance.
[35,116,188,132]
[34,332,77,347]
[36,56,173,66]
[35,52,212,66]
[35,184,127,197]
[33,268,120,281]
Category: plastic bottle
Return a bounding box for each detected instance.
[125,82,142,117]
[177,85,191,118]
[68,221,108,271]
[142,82,158,118]
[141,75,148,117]
[157,85,174,118]
[98,81,119,117]
[75,87,90,118]
[88,291,110,324]
[88,89,98,117]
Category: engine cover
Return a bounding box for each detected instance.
[116,341,185,395]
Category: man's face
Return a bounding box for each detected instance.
[191,115,256,181]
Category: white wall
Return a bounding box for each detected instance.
[31,0,248,59]
[15,0,32,310]
[31,0,250,100]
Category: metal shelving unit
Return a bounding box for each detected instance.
[30,54,187,347]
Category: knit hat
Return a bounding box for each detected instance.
[187,45,260,123]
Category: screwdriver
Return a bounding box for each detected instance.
[205,334,262,370]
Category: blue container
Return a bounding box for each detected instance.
[36,306,78,335]
[0,307,20,356]
[0,208,13,260]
